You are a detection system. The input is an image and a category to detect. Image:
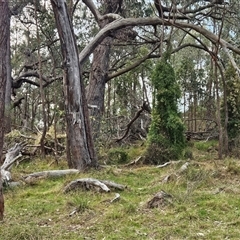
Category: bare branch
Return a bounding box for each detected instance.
[106,44,160,81]
[82,0,122,24]
[115,102,151,143]
[82,0,102,23]
[79,17,240,65]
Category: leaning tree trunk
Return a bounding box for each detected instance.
[0,0,10,220]
[51,0,98,170]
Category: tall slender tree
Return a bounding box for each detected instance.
[0,0,10,221]
[51,0,98,170]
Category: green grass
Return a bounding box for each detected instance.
[1,148,240,239]
[194,139,218,151]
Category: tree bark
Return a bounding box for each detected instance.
[87,37,111,141]
[51,0,98,170]
[0,0,10,221]
[4,27,11,134]
[86,0,120,141]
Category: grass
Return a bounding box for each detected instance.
[1,143,240,239]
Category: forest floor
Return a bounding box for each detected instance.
[1,140,240,239]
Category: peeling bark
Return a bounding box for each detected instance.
[51,0,98,170]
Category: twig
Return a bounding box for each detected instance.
[156,162,171,168]
[110,193,120,203]
[115,102,150,142]
[123,156,142,167]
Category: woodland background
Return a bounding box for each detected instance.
[1,0,240,238]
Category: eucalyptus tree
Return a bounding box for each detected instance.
[78,0,240,142]
[84,0,122,142]
[83,0,154,143]
[51,0,98,169]
[11,5,63,129]
[0,0,10,221]
[52,0,240,162]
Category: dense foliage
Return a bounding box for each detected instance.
[145,57,186,164]
[225,64,240,139]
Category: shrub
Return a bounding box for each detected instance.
[145,57,186,164]
[107,148,129,164]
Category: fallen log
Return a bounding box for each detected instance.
[1,142,25,171]
[1,142,25,183]
[100,180,126,191]
[23,169,79,182]
[63,178,111,193]
[63,178,126,193]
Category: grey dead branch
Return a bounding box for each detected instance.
[156,160,183,168]
[1,143,25,183]
[157,161,190,184]
[101,193,121,204]
[123,156,142,167]
[110,193,121,203]
[63,178,126,193]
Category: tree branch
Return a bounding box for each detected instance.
[106,44,160,82]
[115,102,151,143]
[82,0,102,23]
[79,17,240,65]
[82,0,122,24]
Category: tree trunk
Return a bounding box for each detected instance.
[4,27,11,134]
[86,0,121,141]
[214,63,223,159]
[35,3,47,156]
[0,0,10,220]
[87,37,111,141]
[51,0,98,170]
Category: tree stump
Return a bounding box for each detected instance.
[147,190,173,208]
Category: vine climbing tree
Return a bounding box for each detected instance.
[145,54,186,164]
[224,63,240,155]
